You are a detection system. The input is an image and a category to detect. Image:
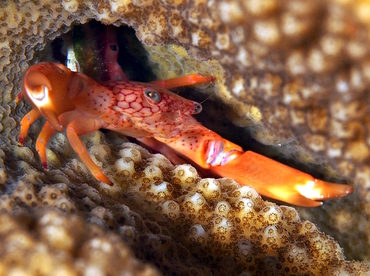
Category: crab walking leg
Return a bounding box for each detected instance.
[35,121,56,169]
[16,92,24,103]
[66,116,112,185]
[150,74,216,89]
[156,121,353,207]
[137,137,190,166]
[19,108,41,146]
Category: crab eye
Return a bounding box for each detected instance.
[58,68,66,75]
[55,64,68,75]
[30,85,48,101]
[144,89,161,104]
[193,102,202,114]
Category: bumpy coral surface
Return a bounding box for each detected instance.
[0,208,160,275]
[1,0,370,274]
[2,135,369,275]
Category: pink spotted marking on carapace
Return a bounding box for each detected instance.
[103,80,202,139]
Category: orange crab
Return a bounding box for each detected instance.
[17,61,353,207]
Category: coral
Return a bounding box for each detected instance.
[0,209,160,275]
[1,0,370,274]
[2,135,369,275]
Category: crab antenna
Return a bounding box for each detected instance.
[200,92,215,105]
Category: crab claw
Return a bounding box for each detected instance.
[22,63,77,131]
[211,151,353,207]
[295,178,353,201]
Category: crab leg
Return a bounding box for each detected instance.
[66,116,112,185]
[16,92,24,103]
[155,122,353,207]
[138,137,190,166]
[35,121,56,169]
[19,108,41,146]
[150,75,216,89]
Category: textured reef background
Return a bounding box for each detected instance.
[1,0,370,275]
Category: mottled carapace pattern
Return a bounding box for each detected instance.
[104,80,200,138]
[1,0,370,275]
